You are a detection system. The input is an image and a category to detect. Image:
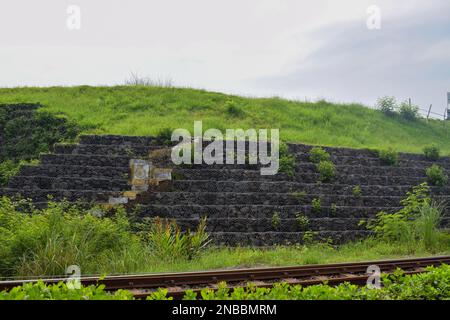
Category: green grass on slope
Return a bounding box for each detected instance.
[1,86,449,154]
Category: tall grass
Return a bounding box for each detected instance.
[1,86,449,154]
[415,203,446,251]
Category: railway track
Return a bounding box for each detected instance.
[1,256,449,299]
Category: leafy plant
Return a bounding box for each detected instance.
[399,100,419,121]
[295,213,309,231]
[367,183,448,251]
[311,198,322,214]
[0,160,20,186]
[291,191,307,203]
[225,99,244,117]
[378,148,398,166]
[144,217,209,261]
[309,147,330,164]
[426,165,448,186]
[155,127,173,146]
[376,96,397,115]
[0,281,134,300]
[316,160,336,182]
[0,197,134,277]
[279,142,296,177]
[331,203,338,216]
[423,144,440,161]
[271,212,281,230]
[352,185,362,198]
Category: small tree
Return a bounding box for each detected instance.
[399,100,419,121]
[376,96,397,115]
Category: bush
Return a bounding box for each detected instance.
[423,144,440,161]
[225,100,244,117]
[279,142,296,177]
[316,160,336,182]
[155,128,173,146]
[0,281,134,300]
[426,165,448,186]
[399,101,419,121]
[143,217,209,261]
[295,214,309,231]
[312,198,322,214]
[368,183,449,251]
[0,160,20,186]
[271,212,281,230]
[352,186,362,198]
[0,106,79,162]
[415,203,446,250]
[378,148,398,166]
[0,198,135,277]
[376,96,397,115]
[309,147,330,163]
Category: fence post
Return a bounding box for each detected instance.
[427,104,432,120]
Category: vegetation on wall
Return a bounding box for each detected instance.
[0,104,79,185]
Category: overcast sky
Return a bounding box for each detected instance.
[0,0,449,114]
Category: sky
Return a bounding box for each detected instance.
[0,0,449,115]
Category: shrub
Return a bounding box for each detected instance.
[0,281,134,300]
[426,165,448,186]
[225,100,244,117]
[368,183,449,251]
[271,212,281,230]
[0,106,79,162]
[309,147,330,163]
[279,155,296,177]
[295,214,309,231]
[143,217,209,261]
[0,160,20,186]
[331,203,338,216]
[378,148,398,166]
[423,144,440,161]
[279,142,296,177]
[0,197,135,277]
[316,161,336,182]
[311,198,322,214]
[399,101,419,121]
[414,203,446,250]
[352,186,362,198]
[291,191,307,203]
[376,96,397,115]
[155,128,173,146]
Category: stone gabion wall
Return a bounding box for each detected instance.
[1,133,449,246]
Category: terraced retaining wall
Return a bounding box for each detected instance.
[1,133,449,246]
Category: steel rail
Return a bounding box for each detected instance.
[0,256,449,298]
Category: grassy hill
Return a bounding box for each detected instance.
[1,85,449,154]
